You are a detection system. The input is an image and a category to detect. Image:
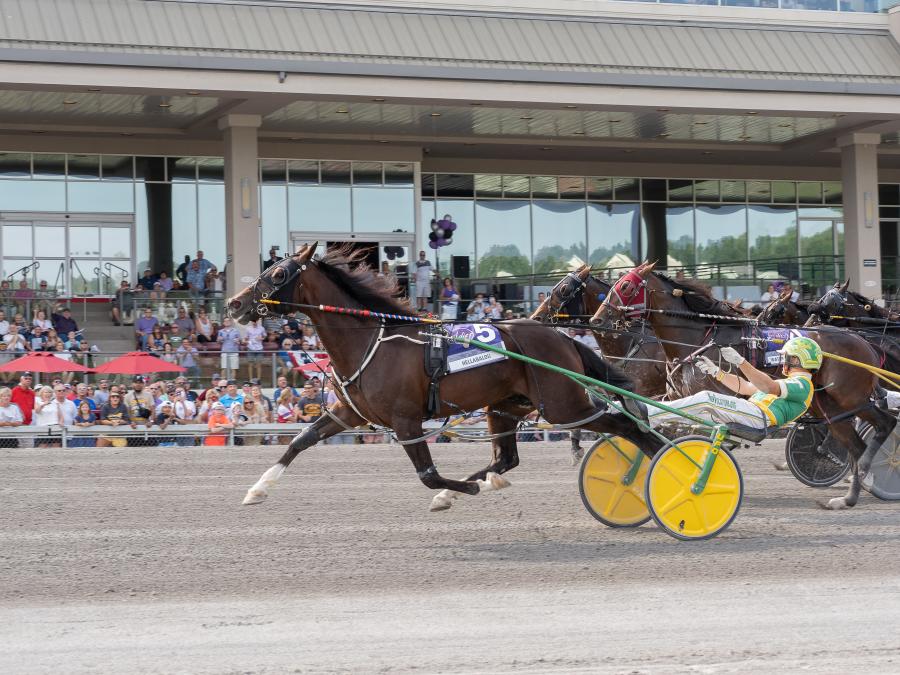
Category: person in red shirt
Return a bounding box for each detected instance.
[10,372,35,426]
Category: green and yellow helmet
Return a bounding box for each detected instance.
[781,336,822,371]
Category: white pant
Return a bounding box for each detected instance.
[648,391,768,430]
[885,390,900,410]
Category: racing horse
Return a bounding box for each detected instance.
[228,244,657,511]
[756,288,812,327]
[591,262,897,510]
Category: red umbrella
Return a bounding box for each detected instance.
[0,351,91,373]
[93,351,186,375]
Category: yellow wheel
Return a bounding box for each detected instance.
[646,435,743,541]
[579,435,651,528]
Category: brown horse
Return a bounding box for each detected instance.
[228,244,656,511]
[591,262,897,510]
[756,288,812,327]
[530,265,668,398]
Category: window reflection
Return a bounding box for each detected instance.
[532,201,586,273]
[35,226,66,257]
[261,185,288,255]
[171,183,198,259]
[748,205,797,259]
[0,180,65,211]
[288,185,351,232]
[198,184,226,267]
[68,182,135,213]
[0,153,31,177]
[2,225,32,257]
[69,227,100,257]
[68,155,100,180]
[101,228,131,259]
[434,199,474,277]
[696,205,747,265]
[666,206,694,268]
[475,201,530,276]
[587,203,637,269]
[353,187,414,232]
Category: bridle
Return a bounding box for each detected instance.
[544,271,589,321]
[243,255,308,317]
[604,269,647,320]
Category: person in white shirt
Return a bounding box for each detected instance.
[3,324,26,352]
[414,251,433,311]
[32,386,62,447]
[0,309,9,336]
[244,319,267,382]
[32,309,52,331]
[0,386,23,448]
[53,385,78,426]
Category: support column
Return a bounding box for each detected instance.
[839,133,882,298]
[219,114,262,296]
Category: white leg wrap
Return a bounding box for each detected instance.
[242,463,285,505]
[475,471,511,493]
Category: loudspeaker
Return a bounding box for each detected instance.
[451,255,470,278]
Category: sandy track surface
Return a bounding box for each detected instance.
[2,439,900,674]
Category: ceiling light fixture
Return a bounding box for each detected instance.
[187,91,200,96]
[430,112,441,117]
[702,151,713,155]
[336,109,349,114]
[564,105,577,109]
[372,98,386,102]
[608,119,621,123]
[541,147,551,150]
[657,133,670,138]
[746,111,759,115]
[378,140,389,144]
[63,99,78,105]
[469,102,483,106]
[834,113,847,118]
[656,108,669,112]
[158,101,172,108]
[87,87,101,92]
[573,131,585,135]
[694,121,708,125]
[520,116,533,120]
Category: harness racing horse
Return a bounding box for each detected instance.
[228,244,657,512]
[756,288,812,327]
[590,262,897,511]
[806,282,900,389]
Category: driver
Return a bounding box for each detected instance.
[647,337,821,431]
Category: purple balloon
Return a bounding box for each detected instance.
[429,240,440,249]
[437,219,451,230]
[435,228,446,239]
[445,221,457,232]
[436,238,447,246]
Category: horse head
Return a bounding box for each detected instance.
[228,242,318,324]
[589,261,656,327]
[530,264,597,322]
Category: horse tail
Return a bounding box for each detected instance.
[572,338,632,391]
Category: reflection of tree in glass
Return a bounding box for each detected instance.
[696,234,748,265]
[533,243,587,273]
[588,242,632,267]
[668,235,694,268]
[478,244,530,276]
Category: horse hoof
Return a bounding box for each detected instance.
[817,497,848,510]
[477,472,511,493]
[430,494,453,512]
[772,461,788,471]
[242,490,268,506]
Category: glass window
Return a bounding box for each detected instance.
[666,206,695,268]
[559,177,586,200]
[782,0,838,8]
[172,183,198,262]
[695,205,747,265]
[288,185,351,232]
[352,162,383,186]
[748,205,797,260]
[135,156,167,182]
[32,154,65,180]
[587,178,613,200]
[197,157,224,183]
[101,156,134,181]
[532,201,587,273]
[613,178,639,201]
[170,157,198,182]
[587,203,637,269]
[437,174,474,198]
[197,184,226,267]
[747,181,771,203]
[475,201,531,276]
[723,0,779,6]
[823,181,842,205]
[34,225,66,256]
[772,181,797,204]
[352,187,414,232]
[694,180,719,202]
[0,153,30,177]
[420,198,436,267]
[502,176,529,198]
[101,227,131,259]
[2,224,32,257]
[261,185,288,255]
[878,184,899,206]
[321,161,351,185]
[68,155,100,180]
[384,163,414,186]
[421,173,435,198]
[260,159,287,184]
[289,160,319,184]
[68,227,100,257]
[67,182,134,212]
[0,180,65,211]
[475,174,502,198]
[720,180,746,203]
[668,180,693,202]
[642,179,666,202]
[434,199,474,277]
[531,176,558,200]
[798,182,823,204]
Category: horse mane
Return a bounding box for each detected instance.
[654,272,741,317]
[315,244,412,315]
[846,290,889,318]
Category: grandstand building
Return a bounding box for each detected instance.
[0,0,899,302]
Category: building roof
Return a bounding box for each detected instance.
[0,0,899,92]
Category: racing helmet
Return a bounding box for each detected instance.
[781,336,822,371]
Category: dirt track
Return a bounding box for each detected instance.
[3,439,900,674]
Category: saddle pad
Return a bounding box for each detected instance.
[760,328,810,367]
[447,323,507,373]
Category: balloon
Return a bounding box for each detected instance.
[436,238,447,246]
[597,293,606,301]
[430,219,440,232]
[437,219,451,230]
[429,240,439,249]
[435,228,445,239]
[445,221,457,232]
[428,232,438,242]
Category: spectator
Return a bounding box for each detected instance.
[154,401,181,446]
[167,324,185,350]
[273,376,299,404]
[503,309,515,319]
[244,319,267,381]
[760,284,776,303]
[206,267,224,294]
[413,250,433,312]
[466,293,487,321]
[4,324,28,353]
[249,385,272,422]
[174,376,197,402]
[11,373,35,425]
[27,326,44,351]
[53,341,74,384]
[171,387,197,423]
[157,271,174,293]
[160,343,178,365]
[147,325,167,354]
[176,338,201,381]
[172,307,194,334]
[197,388,222,423]
[440,277,460,320]
[111,280,133,326]
[94,379,111,407]
[175,255,191,286]
[0,280,15,317]
[51,307,79,336]
[70,400,97,448]
[34,281,55,315]
[205,402,233,446]
[32,309,51,331]
[217,318,241,380]
[53,384,77,426]
[72,383,97,411]
[193,250,214,275]
[124,376,154,427]
[194,308,214,343]
[263,248,281,270]
[137,268,156,291]
[0,309,8,336]
[0,386,24,448]
[96,391,133,448]
[486,296,503,320]
[186,260,206,305]
[13,279,33,316]
[300,325,321,351]
[219,380,244,408]
[296,381,323,422]
[32,385,62,447]
[134,308,158,350]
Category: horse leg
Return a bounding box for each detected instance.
[818,419,866,510]
[242,403,364,506]
[431,405,520,512]
[570,429,585,465]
